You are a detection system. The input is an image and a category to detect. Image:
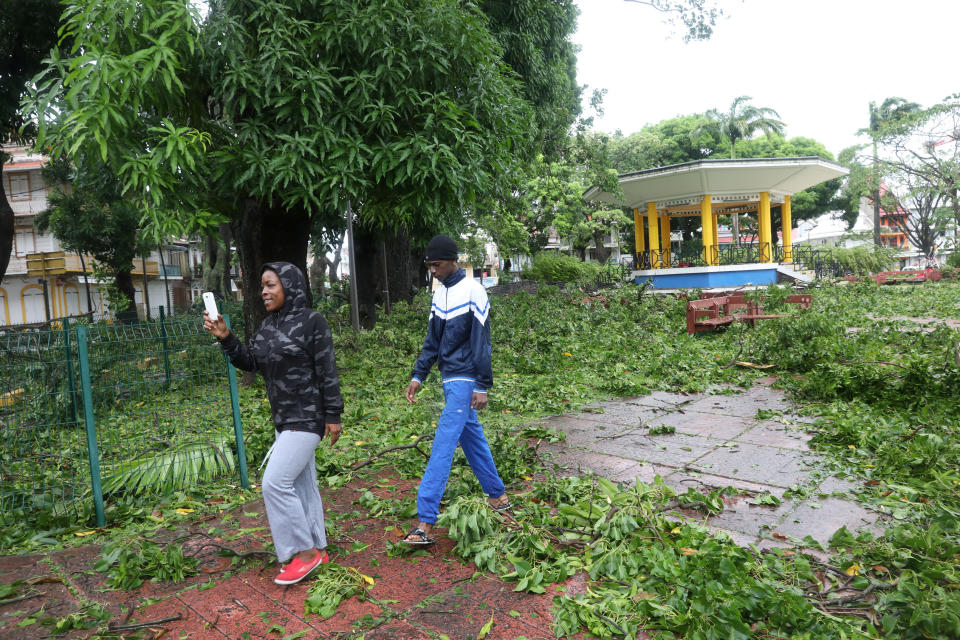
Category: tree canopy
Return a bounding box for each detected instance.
[839,99,960,257]
[35,158,151,317]
[691,95,785,159]
[25,0,557,329]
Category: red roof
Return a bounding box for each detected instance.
[3,160,43,170]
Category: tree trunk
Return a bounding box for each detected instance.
[114,270,139,323]
[233,197,311,340]
[218,223,234,298]
[352,223,381,329]
[141,256,151,320]
[384,226,415,304]
[411,240,429,293]
[309,255,325,297]
[325,232,344,284]
[592,230,612,263]
[952,187,959,246]
[343,222,421,328]
[872,187,882,247]
[731,214,740,247]
[202,222,234,299]
[0,167,13,284]
[872,144,882,247]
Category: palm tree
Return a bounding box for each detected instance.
[691,96,786,244]
[863,98,920,247]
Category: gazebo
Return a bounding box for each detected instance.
[585,157,849,288]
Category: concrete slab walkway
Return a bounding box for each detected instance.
[536,378,886,548]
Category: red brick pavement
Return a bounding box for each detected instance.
[0,472,604,640]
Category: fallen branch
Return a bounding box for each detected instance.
[720,320,747,369]
[351,434,434,470]
[0,591,43,605]
[821,578,899,606]
[108,613,183,631]
[206,438,231,468]
[596,424,645,440]
[183,541,274,560]
[838,359,911,371]
[598,613,628,636]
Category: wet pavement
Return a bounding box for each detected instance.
[536,378,886,548]
[0,378,883,639]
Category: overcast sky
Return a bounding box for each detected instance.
[573,0,960,159]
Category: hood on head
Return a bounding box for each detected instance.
[261,261,308,314]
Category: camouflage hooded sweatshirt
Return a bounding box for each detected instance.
[218,261,343,436]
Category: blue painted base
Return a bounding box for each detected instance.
[633,264,779,289]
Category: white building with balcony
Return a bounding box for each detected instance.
[2,145,201,326]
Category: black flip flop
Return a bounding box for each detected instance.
[402,527,435,545]
[489,500,512,512]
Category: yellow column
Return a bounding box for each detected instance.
[633,207,645,259]
[782,195,793,263]
[700,195,714,265]
[712,213,720,258]
[758,191,771,263]
[660,215,671,267]
[49,279,58,318]
[646,201,661,268]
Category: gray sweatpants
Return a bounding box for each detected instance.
[261,430,328,564]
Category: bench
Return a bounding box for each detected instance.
[686,293,812,334]
[843,268,942,285]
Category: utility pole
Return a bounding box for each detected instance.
[345,200,360,332]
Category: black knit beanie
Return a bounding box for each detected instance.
[424,234,458,261]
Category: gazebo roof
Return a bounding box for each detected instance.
[585,156,849,210]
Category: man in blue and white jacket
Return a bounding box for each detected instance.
[402,234,510,544]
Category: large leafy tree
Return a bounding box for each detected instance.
[26,0,539,332]
[609,114,716,172]
[736,135,843,223]
[0,0,62,284]
[34,158,152,318]
[480,0,580,161]
[552,132,625,263]
[861,101,960,257]
[862,97,922,246]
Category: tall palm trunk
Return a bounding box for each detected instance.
[872,140,882,247]
[730,145,740,247]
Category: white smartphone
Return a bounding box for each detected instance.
[202,291,219,321]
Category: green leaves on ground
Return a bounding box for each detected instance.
[304,565,372,618]
[94,539,198,589]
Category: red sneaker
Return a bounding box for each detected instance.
[274,550,328,585]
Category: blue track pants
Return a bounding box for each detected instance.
[417,379,505,524]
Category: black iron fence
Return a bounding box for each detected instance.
[625,244,854,280]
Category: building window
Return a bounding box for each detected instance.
[14,228,35,256]
[9,174,30,200]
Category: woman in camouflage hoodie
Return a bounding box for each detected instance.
[204,261,343,585]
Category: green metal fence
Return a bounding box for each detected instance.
[0,310,249,527]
